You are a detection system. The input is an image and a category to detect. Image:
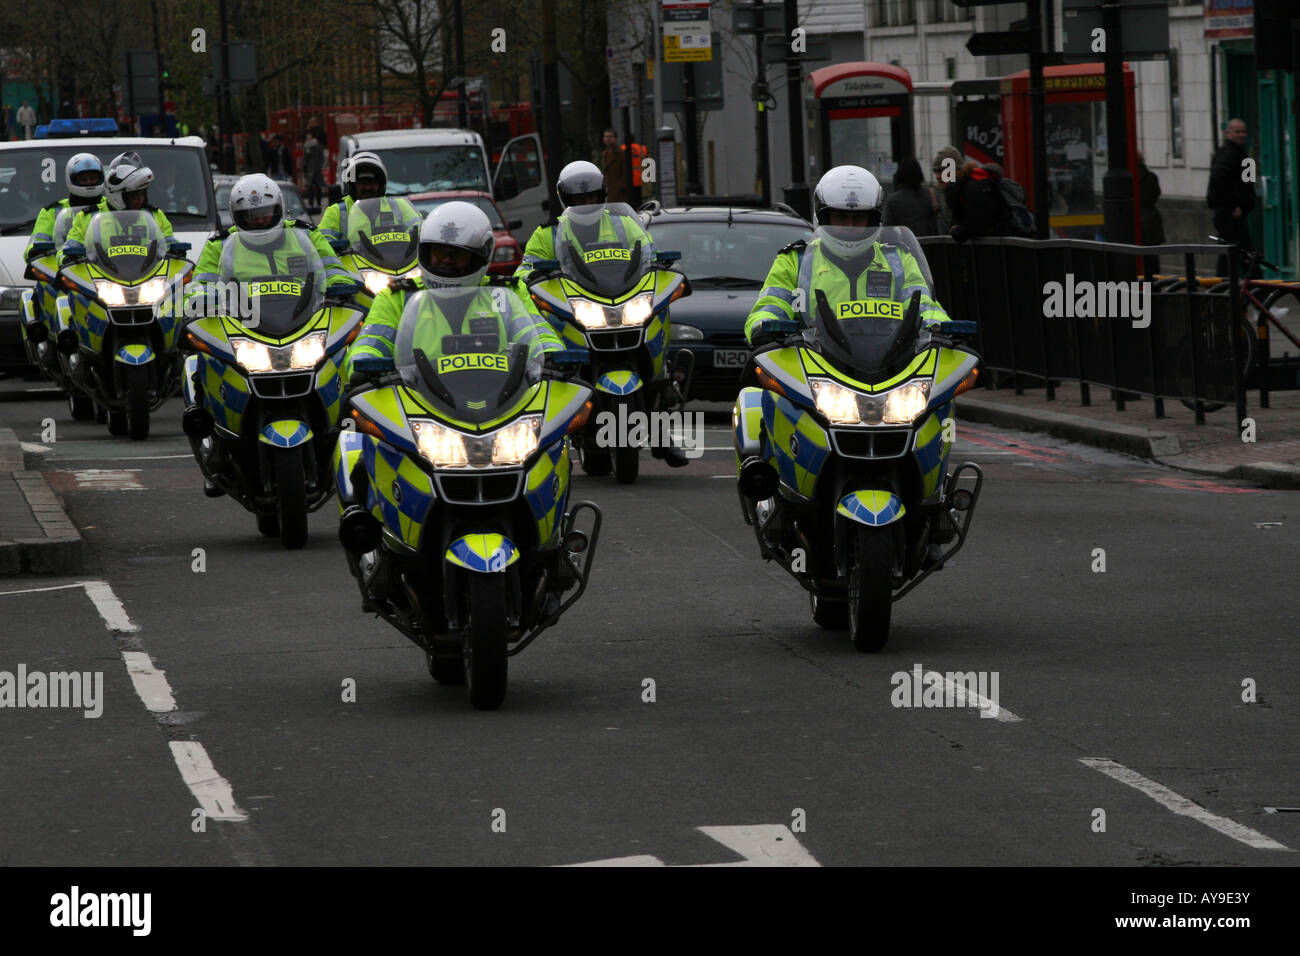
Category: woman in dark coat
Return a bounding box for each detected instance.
[882,157,939,236]
[1138,152,1165,277]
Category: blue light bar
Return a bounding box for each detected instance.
[36,118,120,139]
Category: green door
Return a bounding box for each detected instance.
[1223,47,1264,257]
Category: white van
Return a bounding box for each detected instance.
[0,133,218,372]
[334,128,550,240]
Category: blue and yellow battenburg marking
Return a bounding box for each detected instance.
[114,343,153,366]
[837,490,906,526]
[595,369,640,395]
[446,533,520,572]
[363,436,435,549]
[259,419,312,448]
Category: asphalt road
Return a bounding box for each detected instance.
[1,379,1297,868]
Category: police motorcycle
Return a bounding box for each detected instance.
[334,284,601,710]
[179,233,364,549]
[21,206,83,400]
[331,196,423,312]
[733,227,984,651]
[52,210,193,439]
[526,202,693,484]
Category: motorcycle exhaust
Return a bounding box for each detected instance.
[738,456,779,502]
[339,505,383,553]
[181,404,214,440]
[56,329,78,356]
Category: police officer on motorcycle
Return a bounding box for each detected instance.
[344,201,561,381]
[25,153,107,261]
[319,151,392,245]
[745,164,949,346]
[60,159,186,264]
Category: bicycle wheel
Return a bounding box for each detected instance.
[1260,287,1300,362]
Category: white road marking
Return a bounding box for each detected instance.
[168,742,249,822]
[934,673,1022,723]
[121,651,178,713]
[691,825,821,866]
[560,825,820,867]
[0,582,86,597]
[65,469,145,491]
[20,442,52,453]
[80,580,139,633]
[1080,758,1292,851]
[563,855,666,867]
[50,454,191,462]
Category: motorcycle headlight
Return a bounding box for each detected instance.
[136,276,169,305]
[810,379,862,425]
[670,324,703,341]
[289,331,327,370]
[572,298,608,329]
[412,419,468,468]
[882,381,931,424]
[94,280,127,307]
[231,337,274,373]
[491,415,541,466]
[361,270,391,295]
[621,292,653,326]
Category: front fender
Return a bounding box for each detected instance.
[182,354,200,405]
[114,344,155,366]
[836,490,906,527]
[333,429,365,510]
[595,370,642,395]
[445,533,519,573]
[259,419,313,448]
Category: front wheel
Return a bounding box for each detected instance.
[614,445,639,484]
[125,364,150,440]
[274,446,309,550]
[67,391,95,421]
[463,573,508,710]
[848,525,893,652]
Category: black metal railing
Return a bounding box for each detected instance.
[920,236,1252,425]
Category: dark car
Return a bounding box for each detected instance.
[213,175,309,230]
[406,190,523,276]
[647,205,813,402]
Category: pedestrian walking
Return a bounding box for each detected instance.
[16,101,37,140]
[931,146,963,236]
[1137,152,1165,279]
[882,157,939,236]
[1208,118,1258,279]
[266,134,293,182]
[303,131,325,210]
[600,128,631,205]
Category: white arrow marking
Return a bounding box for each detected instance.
[559,825,820,867]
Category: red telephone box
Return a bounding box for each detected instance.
[1000,63,1140,241]
[806,62,915,186]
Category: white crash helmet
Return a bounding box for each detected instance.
[556,160,606,209]
[342,151,388,199]
[229,174,284,245]
[813,165,885,259]
[65,153,105,202]
[104,163,154,211]
[417,201,495,289]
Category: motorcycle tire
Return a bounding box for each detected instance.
[67,391,95,421]
[126,365,150,441]
[275,446,309,550]
[428,652,466,686]
[581,447,613,476]
[256,513,280,538]
[810,592,849,630]
[848,525,893,653]
[107,408,128,436]
[614,445,639,484]
[463,573,508,710]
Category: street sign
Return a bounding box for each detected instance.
[733,1,785,34]
[763,35,831,63]
[643,34,724,112]
[966,30,1034,57]
[663,0,711,62]
[212,41,257,85]
[1061,0,1169,62]
[122,50,161,114]
[608,45,636,110]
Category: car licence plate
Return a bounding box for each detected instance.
[713,349,749,368]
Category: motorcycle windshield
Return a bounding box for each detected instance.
[52,206,78,248]
[393,287,542,427]
[83,210,166,283]
[346,197,421,271]
[216,226,326,337]
[554,202,653,300]
[806,226,935,378]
